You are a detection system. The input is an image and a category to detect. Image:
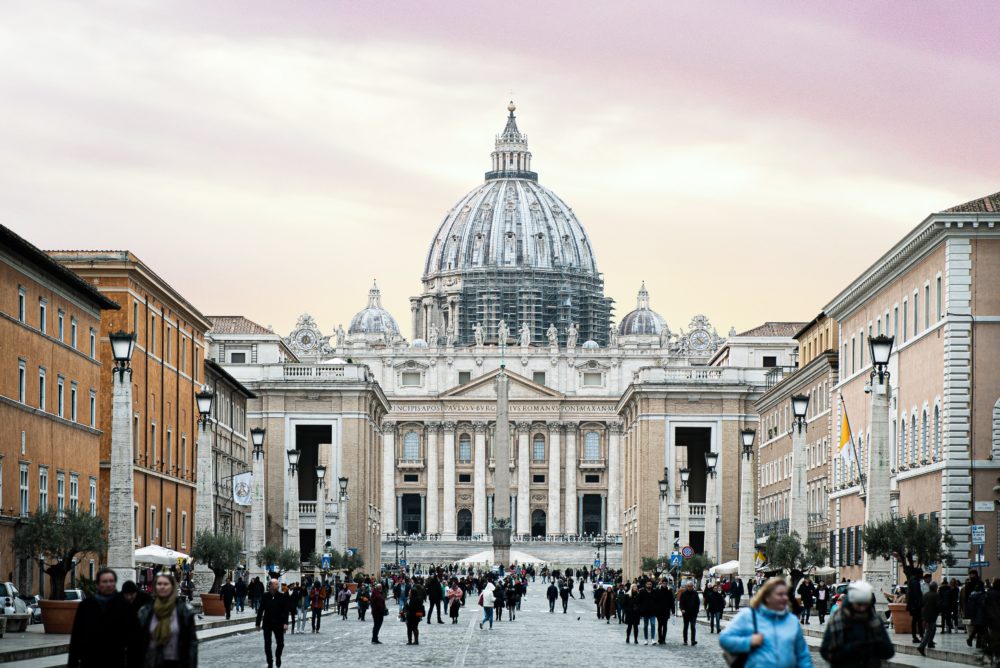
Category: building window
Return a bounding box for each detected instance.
[229,351,246,364]
[180,512,187,547]
[913,291,919,334]
[582,372,603,387]
[902,300,908,342]
[181,435,187,475]
[165,509,172,546]
[180,338,187,373]
[532,474,546,483]
[18,359,26,403]
[402,473,419,483]
[18,286,26,322]
[458,473,471,483]
[89,477,97,516]
[933,405,940,460]
[70,382,78,421]
[57,376,65,417]
[89,328,96,358]
[924,285,930,329]
[71,317,78,348]
[150,506,157,542]
[89,391,96,427]
[532,435,545,462]
[56,471,65,516]
[850,337,856,374]
[458,371,471,385]
[165,326,172,363]
[936,276,942,320]
[69,473,79,512]
[584,474,600,483]
[583,431,600,460]
[39,299,47,334]
[403,431,420,460]
[400,371,422,387]
[38,367,46,411]
[458,435,472,463]
[899,418,907,467]
[532,371,546,385]
[762,356,777,368]
[910,414,917,465]
[150,314,156,355]
[921,409,928,462]
[58,310,65,340]
[19,463,29,517]
[38,466,48,511]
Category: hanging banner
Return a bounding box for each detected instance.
[233,472,253,506]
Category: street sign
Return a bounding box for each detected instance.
[969,561,990,568]
[399,559,407,567]
[681,545,694,559]
[926,562,938,573]
[669,554,682,568]
[974,501,994,512]
[971,524,986,545]
[321,554,331,570]
[593,559,601,568]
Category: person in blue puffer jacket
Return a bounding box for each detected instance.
[719,576,812,668]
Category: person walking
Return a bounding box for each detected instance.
[719,576,812,668]
[249,577,263,613]
[296,583,309,633]
[655,577,675,645]
[133,573,199,668]
[546,580,558,613]
[917,581,939,656]
[707,584,726,633]
[447,580,464,624]
[255,578,290,668]
[405,578,426,645]
[820,581,894,668]
[599,585,616,624]
[494,581,506,621]
[234,576,247,614]
[678,580,701,646]
[637,579,657,645]
[624,583,641,644]
[559,578,571,613]
[479,577,496,630]
[731,577,745,610]
[506,581,518,621]
[310,583,324,633]
[815,582,830,624]
[337,585,351,620]
[220,577,236,620]
[370,584,387,644]
[67,568,135,668]
[287,583,301,634]
[357,582,370,621]
[965,580,986,648]
[905,570,924,643]
[797,578,816,625]
[426,571,444,624]
[938,579,956,633]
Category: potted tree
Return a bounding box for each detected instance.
[862,512,955,635]
[254,545,301,580]
[680,553,715,588]
[341,552,364,593]
[12,509,106,633]
[764,531,828,595]
[308,549,342,579]
[190,531,243,616]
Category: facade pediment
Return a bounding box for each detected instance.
[440,368,563,399]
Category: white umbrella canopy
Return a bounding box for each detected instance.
[454,549,544,566]
[135,544,190,566]
[709,560,741,576]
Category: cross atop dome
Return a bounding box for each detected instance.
[637,281,650,310]
[367,279,384,308]
[486,100,537,182]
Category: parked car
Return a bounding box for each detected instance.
[62,588,85,601]
[1,582,31,632]
[26,595,43,624]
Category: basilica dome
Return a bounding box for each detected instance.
[618,283,667,336]
[348,281,400,337]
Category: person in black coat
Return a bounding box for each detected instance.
[133,573,198,668]
[678,581,701,646]
[68,568,136,668]
[654,578,675,644]
[220,577,236,620]
[255,579,290,668]
[234,576,248,613]
[546,582,558,613]
[558,579,571,613]
[905,570,924,643]
[121,580,153,618]
[706,585,726,633]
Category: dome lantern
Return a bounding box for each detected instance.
[486,100,536,182]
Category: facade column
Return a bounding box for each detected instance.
[419,493,426,534]
[547,423,562,535]
[864,380,894,600]
[789,420,809,543]
[426,423,440,535]
[564,423,578,535]
[107,370,136,584]
[738,447,756,580]
[607,422,622,534]
[442,423,456,539]
[381,421,396,535]
[473,422,487,535]
[516,423,530,537]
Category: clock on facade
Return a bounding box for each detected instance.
[689,329,711,351]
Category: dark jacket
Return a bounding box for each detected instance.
[220,582,235,605]
[905,575,923,614]
[820,605,895,668]
[653,586,675,617]
[636,588,656,616]
[426,577,442,601]
[68,593,136,668]
[134,599,199,668]
[234,578,248,598]
[678,588,701,616]
[921,590,939,620]
[256,591,290,629]
[707,589,727,614]
[546,583,558,600]
[371,590,388,617]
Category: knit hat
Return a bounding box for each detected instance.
[846,581,874,604]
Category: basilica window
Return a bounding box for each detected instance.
[458,435,472,463]
[532,435,545,462]
[402,431,420,460]
[401,371,422,387]
[583,431,600,461]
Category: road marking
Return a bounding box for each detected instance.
[452,603,479,667]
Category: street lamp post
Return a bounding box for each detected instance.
[193,387,216,590]
[315,465,326,578]
[657,468,669,557]
[338,476,349,556]
[249,427,266,578]
[704,450,719,561]
[679,467,691,553]
[789,394,810,543]
[286,448,301,579]
[864,334,894,596]
[738,429,757,580]
[107,330,137,585]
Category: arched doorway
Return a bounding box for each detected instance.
[457,509,472,538]
[531,509,546,537]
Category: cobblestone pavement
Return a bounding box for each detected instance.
[200,584,726,667]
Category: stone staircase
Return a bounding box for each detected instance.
[381,539,621,568]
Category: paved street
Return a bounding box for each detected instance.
[200,585,723,667]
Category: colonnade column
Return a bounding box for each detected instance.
[473,422,487,535]
[381,421,396,535]
[547,423,562,535]
[426,422,439,535]
[564,423,578,535]
[607,422,621,534]
[442,423,456,539]
[516,423,530,537]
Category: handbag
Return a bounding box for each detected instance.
[722,607,757,668]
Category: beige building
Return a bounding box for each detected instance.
[824,190,1000,581]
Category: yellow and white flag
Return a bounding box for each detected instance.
[838,395,856,465]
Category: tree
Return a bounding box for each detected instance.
[191,531,242,593]
[341,551,364,580]
[255,545,301,577]
[681,553,715,585]
[13,508,106,600]
[640,556,659,573]
[764,531,829,591]
[862,511,956,578]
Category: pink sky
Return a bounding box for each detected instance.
[2,1,998,336]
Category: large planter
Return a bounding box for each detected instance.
[200,593,226,616]
[888,603,911,635]
[39,599,80,634]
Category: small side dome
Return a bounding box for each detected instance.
[348,280,401,338]
[618,282,667,336]
[582,340,599,349]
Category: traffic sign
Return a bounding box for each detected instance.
[971,524,986,545]
[321,554,331,570]
[593,559,601,568]
[399,559,407,567]
[926,562,938,573]
[969,561,990,568]
[681,545,694,559]
[669,554,682,568]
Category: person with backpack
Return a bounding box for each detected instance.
[479,576,496,630]
[719,576,811,668]
[820,581,894,668]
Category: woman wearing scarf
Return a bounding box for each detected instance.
[134,573,198,668]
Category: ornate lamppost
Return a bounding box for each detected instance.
[789,394,810,542]
[107,330,137,584]
[864,334,894,593]
[704,449,719,561]
[657,467,669,556]
[249,427,266,577]
[286,448,301,579]
[738,429,757,579]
